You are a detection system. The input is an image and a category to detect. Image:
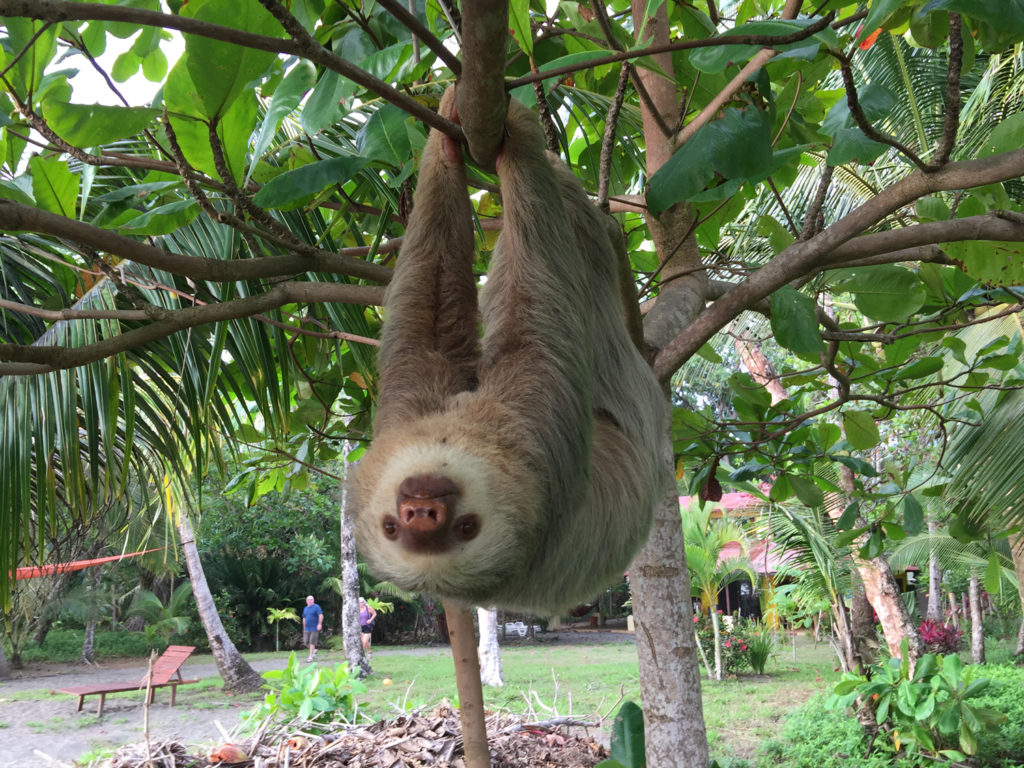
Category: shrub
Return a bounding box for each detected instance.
[828,640,1005,761]
[744,621,775,675]
[917,619,962,654]
[249,652,366,729]
[695,612,750,675]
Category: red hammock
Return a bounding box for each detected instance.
[14,548,164,580]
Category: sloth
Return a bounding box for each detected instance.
[350,88,668,615]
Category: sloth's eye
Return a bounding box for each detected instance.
[455,515,480,540]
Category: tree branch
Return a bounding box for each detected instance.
[0,281,384,375]
[652,148,1024,380]
[457,0,510,170]
[0,0,461,138]
[507,13,834,90]
[0,200,394,284]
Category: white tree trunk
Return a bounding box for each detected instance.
[178,514,263,692]
[1010,533,1024,656]
[927,518,943,622]
[477,607,504,687]
[969,573,985,664]
[341,503,372,677]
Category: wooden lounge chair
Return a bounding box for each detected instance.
[54,645,199,716]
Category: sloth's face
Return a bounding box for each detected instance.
[351,430,539,602]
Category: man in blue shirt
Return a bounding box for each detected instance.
[302,594,323,662]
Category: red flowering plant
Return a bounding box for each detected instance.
[918,619,963,654]
[694,611,752,675]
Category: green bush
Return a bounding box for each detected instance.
[249,652,366,729]
[828,644,1005,761]
[766,662,1024,768]
[17,629,155,663]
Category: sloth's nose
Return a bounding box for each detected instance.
[398,497,447,531]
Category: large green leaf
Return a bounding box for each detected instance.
[945,241,1024,287]
[248,61,317,184]
[42,104,161,147]
[830,265,927,322]
[182,0,281,119]
[649,107,773,214]
[252,156,370,209]
[843,410,881,450]
[29,156,78,218]
[609,701,646,768]
[770,286,824,357]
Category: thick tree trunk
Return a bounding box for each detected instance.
[927,518,943,622]
[1010,533,1024,657]
[632,490,709,765]
[627,1,709,763]
[969,573,985,664]
[477,607,504,687]
[339,449,372,678]
[178,514,263,692]
[849,572,879,670]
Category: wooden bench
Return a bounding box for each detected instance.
[55,645,199,717]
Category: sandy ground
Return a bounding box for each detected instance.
[0,630,632,767]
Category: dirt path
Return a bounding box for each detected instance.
[0,630,631,767]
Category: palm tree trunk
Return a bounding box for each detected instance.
[477,607,504,686]
[340,505,371,677]
[79,566,101,665]
[178,514,262,692]
[1011,532,1024,657]
[711,609,723,681]
[927,518,943,622]
[0,641,10,679]
[969,573,985,664]
[339,445,371,678]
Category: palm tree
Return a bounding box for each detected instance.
[682,500,756,681]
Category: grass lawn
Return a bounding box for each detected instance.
[346,632,843,764]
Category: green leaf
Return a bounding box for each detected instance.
[921,0,1024,38]
[843,411,880,450]
[984,552,1002,594]
[860,0,909,42]
[789,474,824,508]
[829,454,879,476]
[43,104,160,147]
[901,493,924,535]
[301,71,347,136]
[945,240,1024,287]
[29,156,77,218]
[509,0,533,57]
[183,0,281,119]
[357,105,414,166]
[248,60,316,183]
[609,701,646,768]
[836,501,860,530]
[859,528,884,559]
[252,156,370,209]
[5,19,58,94]
[770,286,824,357]
[118,200,199,235]
[831,265,927,321]
[649,107,772,214]
[894,356,944,382]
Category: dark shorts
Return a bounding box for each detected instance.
[360,624,373,634]
[303,630,319,646]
